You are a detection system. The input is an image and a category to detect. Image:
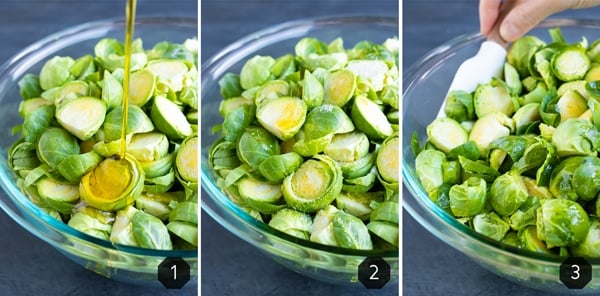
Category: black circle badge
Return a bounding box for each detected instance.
[158,257,191,289]
[560,257,591,289]
[358,257,390,289]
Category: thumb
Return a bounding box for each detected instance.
[499,0,572,42]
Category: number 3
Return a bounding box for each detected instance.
[369,264,379,280]
[571,264,580,280]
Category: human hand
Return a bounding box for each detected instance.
[480,0,600,43]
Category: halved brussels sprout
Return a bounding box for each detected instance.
[239,55,275,89]
[222,103,255,142]
[332,210,373,250]
[151,95,193,140]
[571,218,600,257]
[303,104,354,140]
[110,205,139,247]
[144,169,176,193]
[22,104,55,143]
[301,70,324,108]
[367,221,398,247]
[136,191,185,221]
[338,151,375,179]
[100,70,122,110]
[310,205,339,246]
[36,176,79,214]
[37,127,80,170]
[126,132,169,162]
[79,155,144,212]
[294,37,348,71]
[237,177,282,213]
[324,131,369,162]
[146,59,189,92]
[256,96,307,141]
[449,176,487,217]
[39,56,75,90]
[336,191,384,221]
[8,140,41,179]
[415,149,445,194]
[469,112,514,156]
[507,35,545,77]
[94,38,147,72]
[376,134,398,185]
[282,155,342,213]
[323,69,356,107]
[473,212,510,241]
[489,170,528,216]
[552,118,599,156]
[512,103,540,135]
[268,208,313,240]
[128,69,156,106]
[55,96,106,141]
[556,90,588,123]
[56,151,103,183]
[346,59,389,92]
[255,80,289,105]
[536,198,589,248]
[132,210,173,250]
[426,117,468,153]
[443,90,474,122]
[509,196,541,231]
[103,105,154,141]
[68,211,112,240]
[351,95,393,140]
[551,45,591,82]
[257,152,303,184]
[474,78,516,118]
[504,62,522,96]
[237,127,280,171]
[175,134,198,184]
[518,225,553,254]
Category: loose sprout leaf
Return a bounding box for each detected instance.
[132,211,173,250]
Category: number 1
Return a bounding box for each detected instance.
[171,264,177,280]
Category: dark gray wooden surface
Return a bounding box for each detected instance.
[200,1,399,295]
[0,1,197,295]
[403,1,600,295]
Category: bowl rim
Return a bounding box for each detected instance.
[402,17,600,265]
[200,14,399,258]
[0,16,198,258]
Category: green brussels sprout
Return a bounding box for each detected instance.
[487,135,528,171]
[150,95,193,140]
[415,149,445,195]
[551,45,591,82]
[507,35,545,77]
[294,37,348,71]
[509,196,541,231]
[282,155,342,213]
[570,218,600,257]
[512,103,540,135]
[323,69,356,107]
[22,104,55,143]
[135,191,185,221]
[8,140,41,179]
[537,199,590,248]
[56,151,103,183]
[36,176,79,214]
[55,96,106,141]
[132,210,173,250]
[426,117,468,153]
[18,73,42,100]
[39,56,75,90]
[126,132,169,162]
[301,70,324,108]
[552,118,600,156]
[449,177,487,217]
[474,78,516,118]
[549,156,599,200]
[518,225,553,254]
[146,59,191,93]
[489,170,528,216]
[94,38,147,72]
[68,211,112,240]
[254,79,289,105]
[335,191,384,221]
[110,205,140,247]
[237,176,283,214]
[270,54,297,80]
[351,95,393,140]
[338,151,375,179]
[103,105,154,141]
[346,59,389,92]
[473,212,510,241]
[239,55,275,89]
[236,126,280,171]
[37,127,80,170]
[100,70,123,110]
[79,155,144,212]
[310,205,340,246]
[504,62,522,96]
[332,210,373,250]
[268,208,313,240]
[128,69,156,107]
[469,112,514,156]
[218,73,243,99]
[257,152,303,184]
[325,131,370,162]
[304,104,354,140]
[443,90,475,122]
[221,104,255,142]
[256,96,307,141]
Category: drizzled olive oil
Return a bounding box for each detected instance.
[120,0,137,159]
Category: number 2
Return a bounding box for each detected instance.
[571,264,580,280]
[369,264,379,280]
[171,264,177,280]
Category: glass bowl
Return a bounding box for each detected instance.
[403,18,600,294]
[200,15,399,287]
[0,17,198,287]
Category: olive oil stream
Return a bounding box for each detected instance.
[120,0,137,159]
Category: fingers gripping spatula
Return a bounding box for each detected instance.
[436,12,510,118]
